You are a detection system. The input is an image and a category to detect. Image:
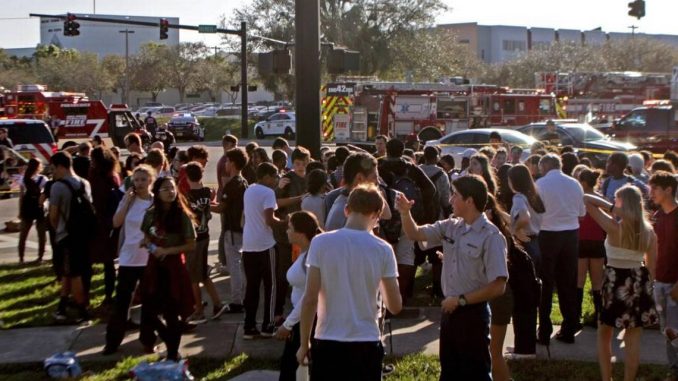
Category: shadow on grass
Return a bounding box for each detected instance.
[0,353,670,381]
[0,263,106,329]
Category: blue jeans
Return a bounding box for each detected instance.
[654,281,678,377]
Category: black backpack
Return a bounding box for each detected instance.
[507,244,542,311]
[20,176,44,220]
[392,170,425,224]
[59,179,97,240]
[424,170,445,223]
[379,187,402,245]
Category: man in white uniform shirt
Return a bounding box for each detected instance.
[535,153,586,345]
[297,184,402,380]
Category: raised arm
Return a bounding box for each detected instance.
[583,193,618,234]
[395,193,429,242]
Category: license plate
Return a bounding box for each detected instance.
[20,151,32,160]
[176,132,183,136]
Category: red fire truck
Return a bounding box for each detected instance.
[4,84,142,147]
[326,81,556,146]
[536,71,672,126]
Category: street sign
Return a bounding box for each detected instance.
[198,24,217,33]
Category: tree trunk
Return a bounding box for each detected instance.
[178,87,186,103]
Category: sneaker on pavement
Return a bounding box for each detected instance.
[187,312,208,324]
[243,328,261,340]
[226,303,244,313]
[504,352,536,360]
[212,304,229,320]
[180,321,197,333]
[53,309,68,321]
[260,324,275,337]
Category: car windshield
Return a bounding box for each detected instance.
[498,131,536,145]
[563,125,606,142]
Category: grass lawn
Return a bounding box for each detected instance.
[0,353,669,381]
[0,261,106,329]
[409,266,596,325]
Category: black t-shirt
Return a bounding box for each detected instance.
[220,175,248,233]
[188,187,212,240]
[72,156,91,180]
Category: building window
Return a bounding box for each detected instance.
[502,40,526,51]
[532,41,551,50]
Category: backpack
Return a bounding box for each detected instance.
[379,187,402,245]
[59,179,97,240]
[424,170,445,223]
[392,170,425,224]
[507,244,542,311]
[21,176,45,220]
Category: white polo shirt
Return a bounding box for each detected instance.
[535,169,586,232]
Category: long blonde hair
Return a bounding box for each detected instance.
[615,185,652,252]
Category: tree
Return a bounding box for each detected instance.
[384,28,484,82]
[130,43,169,102]
[193,55,239,102]
[101,55,126,96]
[601,37,678,73]
[163,42,208,103]
[0,49,36,89]
[225,0,450,89]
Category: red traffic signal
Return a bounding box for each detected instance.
[160,18,169,40]
[63,13,80,37]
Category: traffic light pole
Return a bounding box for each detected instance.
[29,13,250,139]
[241,21,249,139]
[295,0,321,158]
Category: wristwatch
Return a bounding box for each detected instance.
[458,294,468,307]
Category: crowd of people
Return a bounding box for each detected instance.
[13,128,678,380]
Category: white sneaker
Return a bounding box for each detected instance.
[187,312,207,324]
[504,352,536,360]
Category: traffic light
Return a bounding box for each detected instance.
[628,0,645,19]
[327,48,360,74]
[159,18,169,40]
[257,50,292,75]
[63,13,80,37]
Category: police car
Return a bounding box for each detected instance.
[254,111,296,140]
[167,113,204,141]
[0,119,57,164]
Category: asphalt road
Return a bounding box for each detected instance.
[0,139,280,264]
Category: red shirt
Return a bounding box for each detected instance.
[653,207,678,283]
[178,166,190,196]
[579,213,606,241]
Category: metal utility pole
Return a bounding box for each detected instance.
[241,21,249,139]
[295,0,321,158]
[629,25,638,36]
[119,29,135,105]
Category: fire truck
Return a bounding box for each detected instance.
[322,81,556,146]
[3,84,142,147]
[536,71,672,126]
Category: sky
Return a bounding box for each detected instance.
[1,0,677,49]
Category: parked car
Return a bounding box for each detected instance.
[517,122,636,166]
[425,128,535,168]
[167,113,204,141]
[192,106,219,117]
[254,112,296,140]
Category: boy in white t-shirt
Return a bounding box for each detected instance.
[241,162,287,339]
[297,184,402,380]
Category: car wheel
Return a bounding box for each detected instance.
[255,128,265,139]
[284,128,295,140]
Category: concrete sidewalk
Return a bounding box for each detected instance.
[0,307,669,365]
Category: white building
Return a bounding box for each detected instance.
[440,22,678,64]
[39,14,179,57]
